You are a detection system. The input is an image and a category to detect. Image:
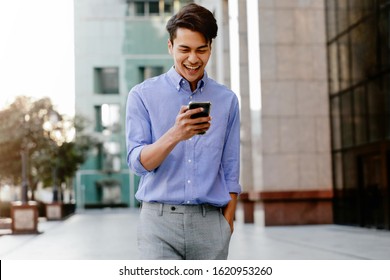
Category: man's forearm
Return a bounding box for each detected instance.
[139,128,181,171]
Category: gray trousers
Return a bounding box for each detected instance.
[137,202,232,260]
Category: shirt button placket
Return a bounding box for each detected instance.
[185,137,195,204]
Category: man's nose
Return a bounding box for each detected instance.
[187,52,198,64]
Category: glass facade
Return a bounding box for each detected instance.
[326,0,390,229]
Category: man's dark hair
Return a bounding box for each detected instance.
[166,3,218,44]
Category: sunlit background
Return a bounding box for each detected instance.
[0,0,75,116]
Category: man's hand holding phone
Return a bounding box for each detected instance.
[188,101,211,135]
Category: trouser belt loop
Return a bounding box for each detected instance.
[202,205,206,217]
[158,203,163,216]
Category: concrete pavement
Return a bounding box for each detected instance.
[1,207,390,260]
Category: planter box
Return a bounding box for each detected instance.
[45,202,76,220]
[11,201,39,234]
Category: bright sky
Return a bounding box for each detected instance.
[0,0,75,116]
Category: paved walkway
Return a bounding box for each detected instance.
[1,207,390,260]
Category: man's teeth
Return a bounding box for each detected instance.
[185,65,199,70]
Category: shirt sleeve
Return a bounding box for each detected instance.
[125,85,151,176]
[222,96,242,194]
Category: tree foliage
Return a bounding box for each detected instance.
[0,96,96,190]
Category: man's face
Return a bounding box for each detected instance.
[168,28,211,91]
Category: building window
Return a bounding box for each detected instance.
[135,1,145,15]
[139,66,164,82]
[96,142,121,172]
[94,67,119,94]
[126,0,174,17]
[164,2,173,14]
[103,141,121,172]
[149,1,159,15]
[95,104,121,133]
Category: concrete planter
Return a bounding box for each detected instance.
[11,201,39,234]
[45,202,76,220]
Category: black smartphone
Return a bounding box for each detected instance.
[188,101,211,119]
[188,101,211,135]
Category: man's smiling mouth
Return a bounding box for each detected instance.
[184,65,201,70]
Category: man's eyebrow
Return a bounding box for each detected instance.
[197,44,209,49]
[178,44,209,49]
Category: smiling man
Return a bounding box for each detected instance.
[126,3,241,260]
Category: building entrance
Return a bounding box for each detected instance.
[357,153,389,229]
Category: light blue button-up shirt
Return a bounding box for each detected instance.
[126,67,241,207]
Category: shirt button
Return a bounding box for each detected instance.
[188,159,191,163]
[176,86,180,90]
[187,180,191,184]
[189,96,193,99]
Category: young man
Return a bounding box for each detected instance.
[126,3,241,260]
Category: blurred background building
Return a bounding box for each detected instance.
[326,0,390,230]
[73,0,390,230]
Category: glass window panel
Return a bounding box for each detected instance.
[326,0,337,40]
[334,152,344,191]
[367,80,385,141]
[349,0,376,26]
[385,74,390,139]
[139,66,164,81]
[329,42,340,94]
[149,2,159,15]
[343,150,359,225]
[353,86,367,145]
[343,151,357,190]
[379,6,390,71]
[103,142,121,172]
[94,67,119,94]
[100,104,121,133]
[341,92,354,147]
[135,2,145,15]
[350,18,377,86]
[95,106,103,132]
[337,0,349,34]
[331,96,342,149]
[164,1,173,14]
[338,34,351,91]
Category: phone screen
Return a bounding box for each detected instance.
[189,101,211,119]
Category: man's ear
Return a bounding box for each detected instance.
[168,39,173,55]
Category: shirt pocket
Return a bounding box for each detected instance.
[198,114,227,150]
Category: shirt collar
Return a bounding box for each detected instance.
[167,66,207,92]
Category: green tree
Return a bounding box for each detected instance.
[0,96,96,202]
[0,96,48,185]
[32,115,97,200]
